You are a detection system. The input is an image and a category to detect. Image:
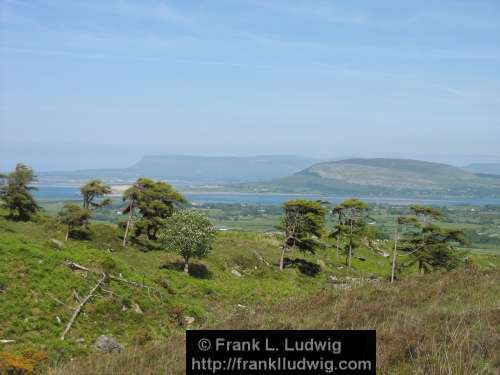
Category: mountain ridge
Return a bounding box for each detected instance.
[465,163,500,176]
[239,158,500,198]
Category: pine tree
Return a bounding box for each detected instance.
[279,200,326,271]
[0,164,40,221]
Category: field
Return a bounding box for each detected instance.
[39,200,500,250]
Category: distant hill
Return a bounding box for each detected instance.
[465,163,500,176]
[128,155,318,182]
[241,158,500,197]
[38,155,317,185]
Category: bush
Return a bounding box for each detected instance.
[0,349,47,374]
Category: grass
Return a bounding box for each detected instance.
[48,267,500,375]
[0,208,498,374]
[0,211,392,372]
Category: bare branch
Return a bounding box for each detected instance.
[60,273,106,341]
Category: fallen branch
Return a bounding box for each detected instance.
[72,289,82,303]
[0,339,15,344]
[45,292,66,306]
[108,274,164,296]
[99,287,122,301]
[60,273,106,341]
[62,260,166,300]
[253,250,271,266]
[64,260,89,272]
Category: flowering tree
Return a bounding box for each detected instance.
[158,210,215,274]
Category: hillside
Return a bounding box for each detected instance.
[49,268,500,375]
[0,210,392,373]
[242,158,500,197]
[1,209,499,374]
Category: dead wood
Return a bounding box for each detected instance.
[60,273,106,341]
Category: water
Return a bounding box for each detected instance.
[33,186,500,206]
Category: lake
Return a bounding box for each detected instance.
[33,186,500,206]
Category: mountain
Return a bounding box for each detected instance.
[465,163,500,176]
[38,155,317,185]
[241,158,500,197]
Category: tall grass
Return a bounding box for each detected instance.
[48,267,500,375]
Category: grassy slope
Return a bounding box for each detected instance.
[49,267,500,375]
[1,210,499,374]
[0,211,394,370]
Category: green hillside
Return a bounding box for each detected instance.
[1,206,499,374]
[50,267,500,375]
[243,158,500,197]
[0,210,393,373]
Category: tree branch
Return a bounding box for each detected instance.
[60,273,106,341]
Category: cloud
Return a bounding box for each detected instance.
[111,0,192,25]
[43,0,193,26]
[0,46,262,69]
[248,0,369,25]
[0,0,36,26]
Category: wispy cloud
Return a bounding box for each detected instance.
[0,0,36,26]
[248,0,369,25]
[107,0,192,26]
[43,0,193,26]
[0,46,263,69]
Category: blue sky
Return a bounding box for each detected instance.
[1,0,499,170]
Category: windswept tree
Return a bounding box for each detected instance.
[0,164,39,221]
[391,216,419,283]
[279,200,326,271]
[59,203,91,240]
[397,206,466,274]
[401,224,466,273]
[409,205,444,223]
[81,180,111,210]
[158,210,215,274]
[121,182,143,247]
[131,178,186,248]
[330,204,348,259]
[337,198,369,267]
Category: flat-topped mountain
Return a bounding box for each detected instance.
[243,158,500,197]
[127,155,316,182]
[38,155,317,185]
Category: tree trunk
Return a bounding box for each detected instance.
[184,260,189,274]
[279,244,287,271]
[348,221,353,267]
[65,225,70,241]
[336,234,340,260]
[122,202,134,247]
[391,218,398,283]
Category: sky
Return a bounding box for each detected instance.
[1,0,500,171]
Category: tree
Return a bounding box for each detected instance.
[131,178,186,248]
[391,216,418,283]
[330,204,348,260]
[121,182,142,247]
[337,199,369,267]
[58,203,91,240]
[409,205,444,223]
[400,206,466,273]
[402,225,466,273]
[0,164,40,220]
[81,180,111,210]
[158,210,215,274]
[279,200,326,271]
